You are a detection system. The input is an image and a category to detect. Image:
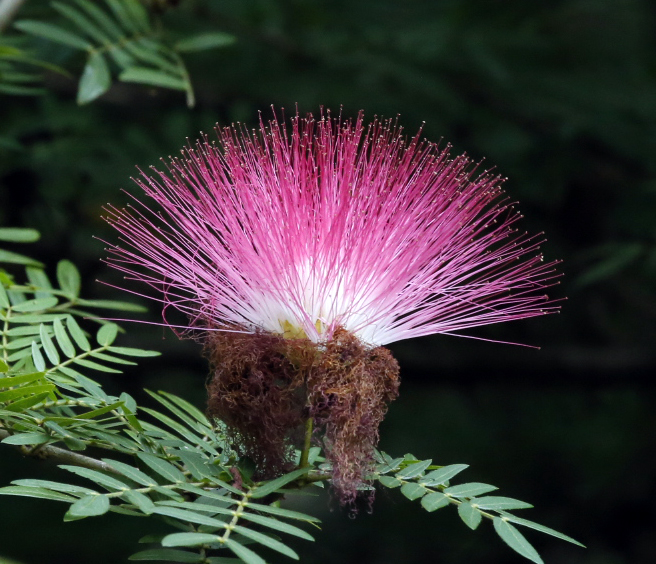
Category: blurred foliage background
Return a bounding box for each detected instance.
[1,0,655,563]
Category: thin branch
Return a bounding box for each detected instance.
[298,417,313,469]
[0,0,27,33]
[0,428,121,475]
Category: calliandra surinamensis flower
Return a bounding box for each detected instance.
[105,109,561,506]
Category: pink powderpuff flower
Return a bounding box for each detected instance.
[104,108,561,505]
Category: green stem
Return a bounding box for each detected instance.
[299,417,313,469]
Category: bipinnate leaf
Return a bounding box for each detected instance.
[13,297,58,312]
[420,464,469,486]
[137,452,186,484]
[77,51,111,104]
[0,358,8,372]
[396,459,432,479]
[378,475,401,488]
[493,517,544,564]
[97,323,118,346]
[1,431,50,445]
[65,315,90,351]
[443,482,498,498]
[53,318,76,358]
[0,485,76,502]
[14,20,92,50]
[500,514,585,547]
[40,323,60,365]
[458,501,482,530]
[473,496,533,510]
[119,67,186,91]
[249,467,310,498]
[175,32,236,52]
[421,491,450,512]
[67,494,110,517]
[234,525,299,559]
[0,284,9,309]
[400,482,425,501]
[31,341,46,371]
[0,228,40,243]
[162,532,219,547]
[56,259,81,297]
[223,539,266,564]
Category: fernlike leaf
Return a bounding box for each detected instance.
[458,501,482,530]
[420,464,469,486]
[444,482,498,498]
[56,259,81,297]
[59,465,131,491]
[400,482,426,501]
[161,532,221,547]
[67,494,110,517]
[421,491,450,512]
[233,525,299,560]
[500,514,585,547]
[0,227,40,243]
[53,318,76,358]
[223,539,266,564]
[39,323,60,365]
[473,496,534,511]
[137,452,187,484]
[395,459,432,479]
[13,297,58,312]
[175,32,236,53]
[0,283,10,309]
[13,20,92,50]
[1,431,50,445]
[119,67,186,91]
[493,517,544,564]
[249,467,310,499]
[31,341,46,371]
[0,485,76,502]
[66,315,91,352]
[96,323,118,346]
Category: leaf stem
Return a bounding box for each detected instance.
[299,417,313,469]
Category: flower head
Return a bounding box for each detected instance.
[105,108,560,505]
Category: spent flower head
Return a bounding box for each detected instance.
[105,108,560,505]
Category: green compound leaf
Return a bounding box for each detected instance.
[1,431,50,445]
[444,482,498,498]
[56,259,81,297]
[0,358,9,372]
[96,323,118,346]
[400,482,426,501]
[31,341,46,371]
[249,467,310,499]
[103,459,159,487]
[493,517,544,564]
[223,538,266,564]
[421,491,450,512]
[234,524,299,559]
[119,67,186,91]
[14,20,92,50]
[67,494,110,517]
[77,51,111,104]
[473,496,534,510]
[500,514,585,547]
[53,318,76,358]
[0,485,76,502]
[107,346,160,357]
[161,532,221,547]
[75,299,146,311]
[458,501,482,530]
[420,464,469,486]
[378,475,401,488]
[175,32,236,53]
[129,549,204,562]
[137,452,187,484]
[0,228,40,243]
[0,249,42,266]
[395,459,432,479]
[66,315,91,351]
[0,284,10,309]
[40,323,60,365]
[151,505,226,528]
[13,297,58,312]
[12,479,95,495]
[60,465,131,491]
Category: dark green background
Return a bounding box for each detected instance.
[1,1,655,563]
